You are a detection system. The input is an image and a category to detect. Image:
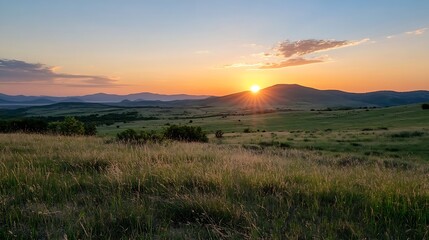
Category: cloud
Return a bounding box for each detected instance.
[0,59,118,87]
[273,39,368,58]
[406,28,428,35]
[259,58,324,69]
[224,38,368,70]
[223,63,264,69]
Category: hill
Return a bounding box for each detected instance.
[0,92,211,105]
[2,84,429,111]
[196,84,429,108]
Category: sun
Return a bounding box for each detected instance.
[250,85,260,93]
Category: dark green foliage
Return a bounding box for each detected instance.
[164,125,208,142]
[0,117,95,136]
[391,131,424,138]
[72,111,157,126]
[57,117,85,136]
[84,123,97,136]
[259,141,291,148]
[0,118,48,133]
[243,128,251,133]
[116,129,140,143]
[116,129,164,144]
[215,130,224,138]
[48,117,89,136]
[422,103,429,110]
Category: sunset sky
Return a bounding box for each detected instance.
[1,1,428,96]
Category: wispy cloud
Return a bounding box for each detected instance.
[223,62,264,69]
[406,28,428,35]
[225,38,368,69]
[273,39,362,58]
[0,59,118,87]
[259,58,324,69]
[387,27,428,39]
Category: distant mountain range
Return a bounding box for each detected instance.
[0,92,212,105]
[192,84,429,108]
[1,84,429,109]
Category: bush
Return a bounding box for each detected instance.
[47,122,61,133]
[243,128,251,133]
[84,123,97,136]
[59,117,85,136]
[215,130,224,138]
[116,129,140,143]
[116,129,164,144]
[422,103,429,110]
[164,125,208,142]
[48,117,93,136]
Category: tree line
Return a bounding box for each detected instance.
[0,117,96,136]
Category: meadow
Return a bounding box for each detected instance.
[1,104,429,239]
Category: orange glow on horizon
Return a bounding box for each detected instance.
[250,85,261,93]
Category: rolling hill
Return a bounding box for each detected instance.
[1,84,429,111]
[192,84,429,109]
[0,92,211,105]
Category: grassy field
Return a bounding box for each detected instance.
[97,104,429,135]
[97,104,429,162]
[1,134,429,239]
[1,104,428,238]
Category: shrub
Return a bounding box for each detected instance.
[164,125,208,142]
[47,122,61,133]
[84,123,97,136]
[59,117,85,136]
[47,117,86,136]
[116,129,140,143]
[116,129,164,144]
[422,103,429,110]
[243,128,251,133]
[215,130,224,138]
[140,130,164,143]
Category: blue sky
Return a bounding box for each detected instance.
[1,1,428,95]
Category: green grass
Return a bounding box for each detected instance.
[1,134,429,239]
[96,104,429,135]
[215,128,429,161]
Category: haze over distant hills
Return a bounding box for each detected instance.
[195,84,429,109]
[1,84,429,109]
[0,92,212,105]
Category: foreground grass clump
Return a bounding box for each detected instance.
[1,134,429,239]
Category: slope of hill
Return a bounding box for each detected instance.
[196,84,429,108]
[0,92,211,104]
[2,84,429,110]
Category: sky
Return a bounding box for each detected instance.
[0,0,428,96]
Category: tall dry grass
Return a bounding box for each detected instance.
[1,133,428,239]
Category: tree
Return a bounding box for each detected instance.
[59,117,85,135]
[422,103,429,110]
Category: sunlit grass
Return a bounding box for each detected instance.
[1,133,429,239]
